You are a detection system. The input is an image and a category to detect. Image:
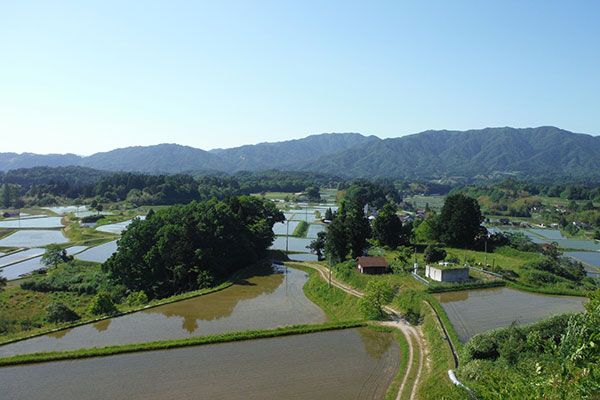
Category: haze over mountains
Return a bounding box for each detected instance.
[2,127,600,180]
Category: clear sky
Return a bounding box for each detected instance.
[1,1,599,155]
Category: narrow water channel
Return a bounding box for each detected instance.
[0,328,398,400]
[0,265,327,357]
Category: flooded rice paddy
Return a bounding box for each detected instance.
[95,216,146,234]
[565,251,600,279]
[0,216,64,228]
[270,236,313,252]
[0,249,45,266]
[75,240,118,263]
[0,257,46,280]
[434,287,587,343]
[502,228,600,250]
[0,230,68,248]
[0,265,327,357]
[0,328,398,400]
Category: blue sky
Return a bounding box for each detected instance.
[1,1,599,155]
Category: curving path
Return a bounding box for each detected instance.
[297,262,424,400]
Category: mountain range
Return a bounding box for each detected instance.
[2,127,600,180]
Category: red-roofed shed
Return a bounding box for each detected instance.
[356,257,388,275]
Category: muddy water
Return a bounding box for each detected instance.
[0,328,398,400]
[434,287,587,343]
[0,266,327,357]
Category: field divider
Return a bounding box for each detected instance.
[0,321,366,367]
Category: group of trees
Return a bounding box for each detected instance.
[340,180,401,209]
[324,199,371,262]
[414,194,484,249]
[103,196,284,299]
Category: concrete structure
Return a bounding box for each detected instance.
[425,263,469,283]
[356,257,388,275]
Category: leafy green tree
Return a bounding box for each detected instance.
[372,203,403,248]
[307,231,326,260]
[347,198,371,259]
[414,215,439,243]
[424,245,446,263]
[46,302,80,323]
[41,244,70,268]
[305,186,321,202]
[391,246,414,273]
[0,184,10,208]
[438,194,484,248]
[359,279,395,320]
[324,207,334,220]
[88,291,118,315]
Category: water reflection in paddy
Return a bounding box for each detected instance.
[0,328,398,400]
[565,251,600,279]
[0,265,327,357]
[434,287,586,343]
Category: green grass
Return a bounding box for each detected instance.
[288,263,362,321]
[291,220,309,237]
[0,321,366,367]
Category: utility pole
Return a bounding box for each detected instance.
[328,255,332,288]
[484,240,488,268]
[286,219,289,255]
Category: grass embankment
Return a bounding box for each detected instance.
[288,263,362,320]
[0,321,366,367]
[291,220,309,238]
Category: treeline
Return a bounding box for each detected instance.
[0,166,342,207]
[103,196,284,299]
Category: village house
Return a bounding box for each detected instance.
[356,257,388,275]
[425,262,469,283]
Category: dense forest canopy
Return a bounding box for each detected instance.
[103,196,284,299]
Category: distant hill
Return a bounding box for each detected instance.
[80,144,227,174]
[211,132,380,171]
[1,127,600,180]
[295,127,600,180]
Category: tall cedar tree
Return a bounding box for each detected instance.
[326,202,348,262]
[437,194,484,248]
[347,198,371,259]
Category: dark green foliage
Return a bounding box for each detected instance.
[438,194,484,248]
[324,207,334,220]
[325,216,349,262]
[307,231,326,260]
[88,291,118,315]
[45,302,80,323]
[103,196,284,299]
[41,244,72,269]
[304,186,321,202]
[358,279,394,320]
[423,245,446,263]
[126,291,149,306]
[341,180,400,208]
[0,276,6,292]
[372,203,404,248]
[346,199,371,259]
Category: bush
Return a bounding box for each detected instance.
[46,302,80,323]
[196,270,215,289]
[358,279,394,320]
[463,333,499,361]
[88,291,118,315]
[424,245,446,263]
[126,291,149,306]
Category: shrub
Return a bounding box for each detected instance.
[88,291,118,315]
[424,245,446,263]
[196,270,215,289]
[126,291,149,306]
[46,302,80,323]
